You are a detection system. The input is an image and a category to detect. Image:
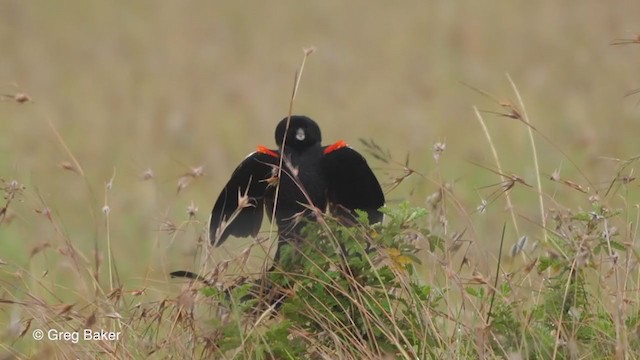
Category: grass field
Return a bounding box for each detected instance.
[2,1,640,358]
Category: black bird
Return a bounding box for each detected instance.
[209,115,385,261]
[171,116,384,308]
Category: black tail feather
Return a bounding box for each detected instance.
[170,270,209,284]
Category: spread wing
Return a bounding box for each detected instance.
[209,151,279,246]
[322,145,385,224]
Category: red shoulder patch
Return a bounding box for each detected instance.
[323,140,348,154]
[257,145,279,158]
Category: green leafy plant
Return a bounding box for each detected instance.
[207,203,446,359]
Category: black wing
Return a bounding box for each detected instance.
[209,151,278,246]
[323,146,385,224]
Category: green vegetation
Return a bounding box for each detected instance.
[213,201,637,359]
[2,2,640,359]
[5,188,640,358]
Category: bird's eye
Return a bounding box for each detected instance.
[295,128,305,141]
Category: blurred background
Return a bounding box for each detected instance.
[1,1,639,302]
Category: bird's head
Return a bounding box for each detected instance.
[275,115,322,151]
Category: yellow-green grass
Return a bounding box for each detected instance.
[1,1,640,358]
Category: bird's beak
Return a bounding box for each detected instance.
[296,128,306,141]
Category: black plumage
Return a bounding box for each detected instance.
[209,115,385,259]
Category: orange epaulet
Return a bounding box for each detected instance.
[323,140,348,154]
[257,145,279,158]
